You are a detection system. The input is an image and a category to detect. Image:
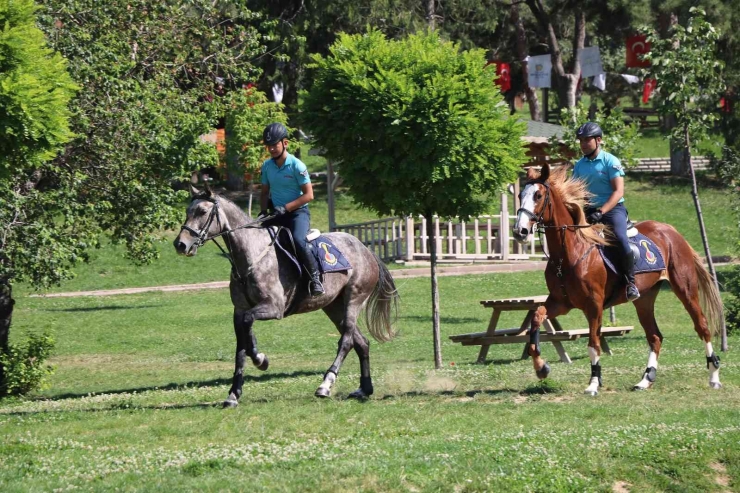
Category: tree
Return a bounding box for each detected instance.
[223,86,289,212]
[0,0,270,393]
[300,30,526,368]
[0,0,77,392]
[642,7,727,350]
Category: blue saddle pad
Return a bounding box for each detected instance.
[310,236,352,274]
[269,228,351,276]
[599,232,666,275]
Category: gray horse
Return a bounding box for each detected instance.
[173,186,399,407]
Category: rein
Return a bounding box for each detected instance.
[180,197,278,286]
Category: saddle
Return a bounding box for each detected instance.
[268,227,352,277]
[598,216,666,274]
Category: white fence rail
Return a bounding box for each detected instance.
[333,191,547,262]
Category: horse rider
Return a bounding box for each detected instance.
[258,122,325,296]
[572,121,640,302]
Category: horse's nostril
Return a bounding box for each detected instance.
[519,228,529,236]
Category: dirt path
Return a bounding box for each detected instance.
[32,261,548,298]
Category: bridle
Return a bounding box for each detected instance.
[516,181,552,230]
[179,196,277,284]
[516,181,595,295]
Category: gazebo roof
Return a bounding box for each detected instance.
[521,120,567,144]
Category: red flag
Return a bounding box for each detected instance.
[720,97,733,114]
[642,78,656,104]
[493,61,511,92]
[626,35,651,68]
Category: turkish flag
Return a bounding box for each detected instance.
[626,35,651,68]
[493,61,511,92]
[642,78,657,104]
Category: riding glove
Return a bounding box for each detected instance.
[587,210,603,224]
[257,210,269,219]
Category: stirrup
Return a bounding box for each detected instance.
[626,283,640,301]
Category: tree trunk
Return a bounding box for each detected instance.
[0,277,14,391]
[525,2,584,112]
[427,214,442,369]
[661,12,687,176]
[426,0,436,30]
[684,124,727,352]
[224,121,244,192]
[512,3,540,121]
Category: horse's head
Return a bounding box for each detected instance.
[512,163,551,243]
[173,184,222,256]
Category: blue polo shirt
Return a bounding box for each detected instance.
[260,153,310,209]
[572,150,625,208]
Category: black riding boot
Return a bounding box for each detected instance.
[624,253,640,301]
[298,245,325,296]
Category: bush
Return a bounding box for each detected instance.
[0,331,55,397]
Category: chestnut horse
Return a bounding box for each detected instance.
[512,164,723,395]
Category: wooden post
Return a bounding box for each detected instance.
[405,216,414,261]
[500,192,510,261]
[327,160,336,231]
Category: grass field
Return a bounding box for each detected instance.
[3,269,739,491]
[3,168,739,491]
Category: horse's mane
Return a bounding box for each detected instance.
[214,193,252,223]
[531,166,610,246]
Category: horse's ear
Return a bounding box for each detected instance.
[203,179,213,197]
[526,166,540,181]
[540,163,551,182]
[189,183,202,197]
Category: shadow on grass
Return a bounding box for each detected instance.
[40,305,162,312]
[379,388,520,400]
[37,369,324,402]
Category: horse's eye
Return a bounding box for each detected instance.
[535,192,542,200]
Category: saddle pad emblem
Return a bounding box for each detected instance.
[319,241,338,266]
[641,239,657,265]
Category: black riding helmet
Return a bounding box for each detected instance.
[576,122,603,139]
[263,122,289,145]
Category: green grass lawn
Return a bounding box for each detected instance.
[3,269,739,491]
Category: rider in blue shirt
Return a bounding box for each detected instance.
[573,122,639,301]
[258,123,324,296]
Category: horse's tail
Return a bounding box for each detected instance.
[364,253,399,343]
[692,250,724,340]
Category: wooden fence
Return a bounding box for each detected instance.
[333,187,547,262]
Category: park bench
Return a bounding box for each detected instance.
[449,295,633,364]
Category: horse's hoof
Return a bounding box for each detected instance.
[348,389,369,400]
[315,387,331,398]
[253,353,269,372]
[584,390,598,397]
[536,363,551,380]
[710,382,723,390]
[222,398,239,408]
[632,384,651,391]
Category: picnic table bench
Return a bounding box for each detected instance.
[449,295,633,364]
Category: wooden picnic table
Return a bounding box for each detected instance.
[449,295,633,364]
